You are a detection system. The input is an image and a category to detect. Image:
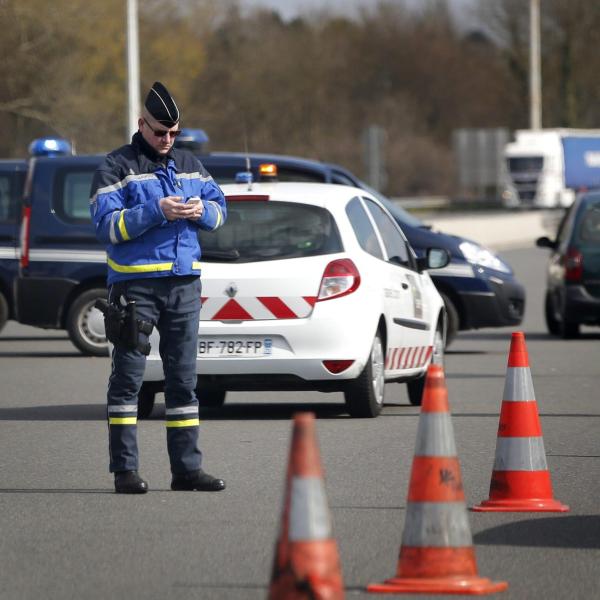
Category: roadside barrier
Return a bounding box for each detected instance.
[472,332,570,513]
[367,364,508,595]
[268,412,345,600]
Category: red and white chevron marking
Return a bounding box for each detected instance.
[385,346,432,370]
[200,296,317,321]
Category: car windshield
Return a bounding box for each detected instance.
[199,200,343,263]
[507,156,544,173]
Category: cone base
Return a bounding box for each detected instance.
[367,575,508,595]
[471,497,570,512]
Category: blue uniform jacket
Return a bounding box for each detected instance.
[89,132,227,285]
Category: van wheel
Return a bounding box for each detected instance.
[66,288,108,356]
[196,382,227,407]
[440,292,459,347]
[138,383,156,419]
[0,291,8,333]
[344,330,385,418]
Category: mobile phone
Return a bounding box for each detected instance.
[186,196,201,205]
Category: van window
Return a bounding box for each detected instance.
[54,169,95,223]
[0,175,15,223]
[199,200,342,263]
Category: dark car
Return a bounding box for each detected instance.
[196,151,526,345]
[536,191,600,337]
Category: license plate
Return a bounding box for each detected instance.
[198,337,272,356]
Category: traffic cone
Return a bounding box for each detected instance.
[368,364,508,595]
[472,332,569,512]
[268,412,344,600]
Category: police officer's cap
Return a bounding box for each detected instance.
[144,81,180,127]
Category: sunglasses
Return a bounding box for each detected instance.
[143,118,181,138]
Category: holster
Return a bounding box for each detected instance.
[95,298,154,355]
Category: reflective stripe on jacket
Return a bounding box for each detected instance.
[89,132,227,284]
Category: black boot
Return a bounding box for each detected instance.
[171,469,226,492]
[114,471,148,494]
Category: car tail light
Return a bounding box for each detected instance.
[323,359,355,374]
[316,258,361,302]
[19,206,31,269]
[564,248,583,282]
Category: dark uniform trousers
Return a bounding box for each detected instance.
[107,275,202,474]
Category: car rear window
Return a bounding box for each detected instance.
[199,200,343,263]
[578,202,600,243]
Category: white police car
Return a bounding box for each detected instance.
[140,182,449,418]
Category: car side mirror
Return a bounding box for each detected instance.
[535,236,557,250]
[416,248,451,272]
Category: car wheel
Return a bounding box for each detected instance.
[344,331,385,418]
[440,292,459,347]
[0,291,8,333]
[66,288,108,356]
[406,323,444,406]
[138,383,156,419]
[544,292,560,336]
[196,383,227,408]
[559,309,580,339]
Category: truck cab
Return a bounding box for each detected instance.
[502,129,600,209]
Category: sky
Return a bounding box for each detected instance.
[242,0,477,23]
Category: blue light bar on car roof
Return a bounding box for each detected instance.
[235,171,253,184]
[28,137,73,157]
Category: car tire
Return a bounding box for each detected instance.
[344,330,385,418]
[440,292,459,347]
[559,311,580,339]
[544,292,560,336]
[138,383,156,419]
[0,291,8,333]
[406,323,445,406]
[196,383,227,408]
[66,288,108,356]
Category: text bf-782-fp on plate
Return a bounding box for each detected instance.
[198,337,273,357]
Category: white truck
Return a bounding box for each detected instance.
[501,128,600,208]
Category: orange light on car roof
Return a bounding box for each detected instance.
[258,163,278,178]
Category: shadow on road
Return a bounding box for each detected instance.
[0,404,106,420]
[0,335,70,342]
[459,331,600,342]
[1,403,598,422]
[197,402,349,420]
[474,515,600,549]
[0,488,112,494]
[0,351,84,358]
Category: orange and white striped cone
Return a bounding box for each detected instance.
[268,412,344,600]
[368,364,507,595]
[472,332,569,513]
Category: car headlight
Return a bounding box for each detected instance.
[459,241,511,273]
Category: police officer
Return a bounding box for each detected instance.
[90,82,227,494]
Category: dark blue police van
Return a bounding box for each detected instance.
[1,133,524,355]
[0,159,27,332]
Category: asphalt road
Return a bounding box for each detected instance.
[1,244,599,599]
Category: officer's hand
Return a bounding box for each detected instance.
[159,196,186,221]
[184,197,204,221]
